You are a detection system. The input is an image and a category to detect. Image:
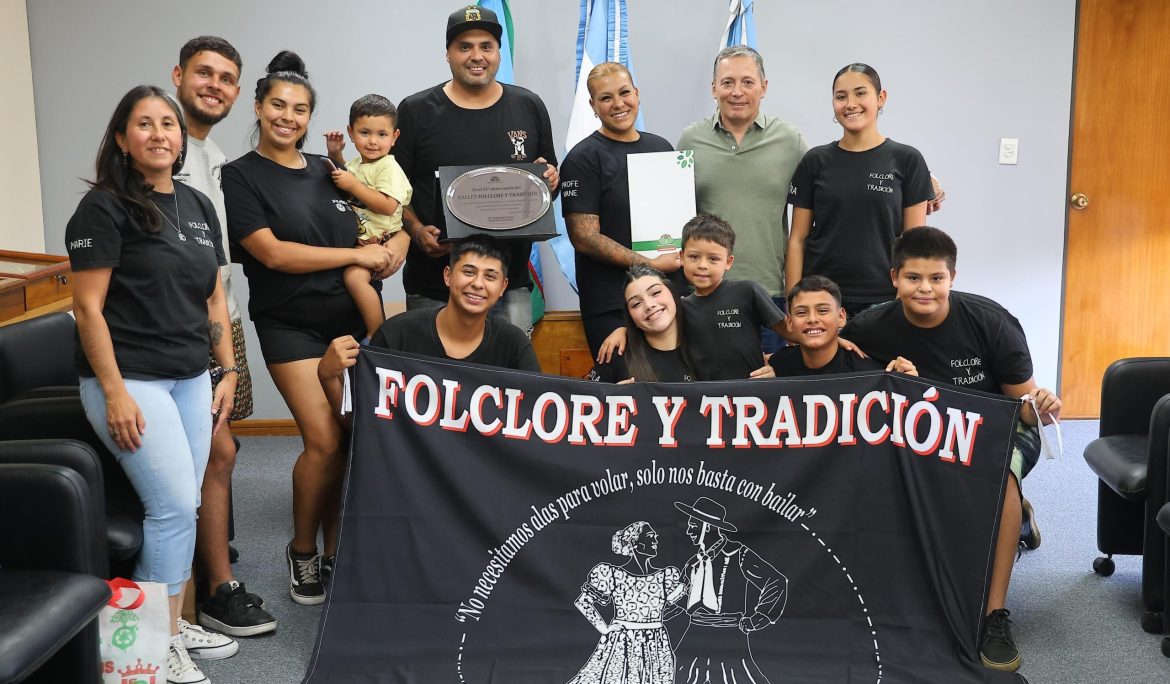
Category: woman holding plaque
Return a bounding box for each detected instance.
[785,63,934,319]
[222,51,392,605]
[561,62,686,360]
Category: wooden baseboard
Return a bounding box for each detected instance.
[230,419,300,436]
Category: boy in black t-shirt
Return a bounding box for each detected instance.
[843,226,1061,673]
[769,276,914,377]
[319,235,539,415]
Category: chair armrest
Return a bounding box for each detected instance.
[0,570,110,684]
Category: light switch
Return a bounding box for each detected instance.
[998,137,1019,165]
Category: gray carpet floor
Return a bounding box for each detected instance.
[199,421,1170,683]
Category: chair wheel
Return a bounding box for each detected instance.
[1162,636,1170,658]
[1141,611,1164,634]
[1092,556,1115,576]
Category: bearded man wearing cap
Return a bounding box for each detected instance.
[395,5,559,334]
[671,496,787,683]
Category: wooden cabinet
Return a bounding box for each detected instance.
[0,251,72,326]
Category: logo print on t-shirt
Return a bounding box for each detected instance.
[508,130,528,160]
[331,199,351,213]
[950,357,986,387]
[717,307,742,329]
[867,172,895,194]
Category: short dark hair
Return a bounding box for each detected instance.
[891,226,958,272]
[179,36,242,71]
[349,94,398,127]
[681,214,735,254]
[787,275,842,307]
[834,62,881,92]
[450,235,510,272]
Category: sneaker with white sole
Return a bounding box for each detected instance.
[198,580,277,637]
[286,543,325,605]
[168,634,210,683]
[178,618,238,660]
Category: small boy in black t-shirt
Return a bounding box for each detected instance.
[769,276,915,377]
[843,226,1061,673]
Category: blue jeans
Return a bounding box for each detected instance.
[80,372,212,596]
[406,287,533,336]
[759,296,789,355]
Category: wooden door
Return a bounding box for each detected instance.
[1060,0,1170,418]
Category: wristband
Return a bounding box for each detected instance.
[217,366,241,375]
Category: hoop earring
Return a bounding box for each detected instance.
[832,117,839,124]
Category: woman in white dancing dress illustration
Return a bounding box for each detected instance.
[567,522,686,684]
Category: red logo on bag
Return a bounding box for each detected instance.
[117,658,159,684]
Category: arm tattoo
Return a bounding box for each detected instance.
[565,212,642,268]
[208,320,224,348]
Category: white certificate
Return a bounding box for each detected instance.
[627,150,696,257]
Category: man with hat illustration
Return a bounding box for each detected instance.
[393,4,559,334]
[671,496,787,683]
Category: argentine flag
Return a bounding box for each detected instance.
[721,0,757,49]
[548,0,643,295]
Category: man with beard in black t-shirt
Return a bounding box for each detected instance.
[843,227,1061,673]
[395,5,558,334]
[319,235,540,416]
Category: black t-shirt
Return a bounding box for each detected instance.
[769,345,881,377]
[682,280,784,380]
[65,185,225,379]
[788,139,933,302]
[396,84,557,300]
[369,308,541,372]
[222,151,361,321]
[590,346,694,383]
[842,292,1033,394]
[560,130,680,316]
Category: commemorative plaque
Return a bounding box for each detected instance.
[438,163,557,241]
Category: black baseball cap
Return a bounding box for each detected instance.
[446,5,503,46]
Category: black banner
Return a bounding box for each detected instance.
[306,349,1023,683]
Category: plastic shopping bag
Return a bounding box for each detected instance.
[98,578,169,684]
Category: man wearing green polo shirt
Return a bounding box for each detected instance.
[677,46,808,354]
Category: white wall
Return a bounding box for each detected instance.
[1,0,44,252]
[26,0,1075,418]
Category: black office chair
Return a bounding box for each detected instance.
[0,461,112,684]
[1083,357,1170,634]
[1158,502,1170,657]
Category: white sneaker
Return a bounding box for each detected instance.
[179,618,239,660]
[168,634,210,684]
